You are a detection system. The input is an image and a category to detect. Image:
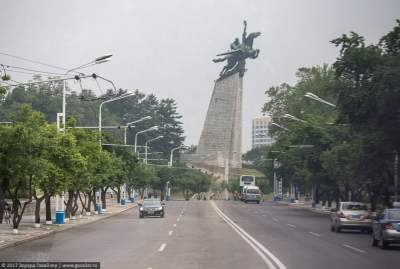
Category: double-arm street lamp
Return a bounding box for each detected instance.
[144,135,163,164]
[271,122,290,132]
[134,126,158,153]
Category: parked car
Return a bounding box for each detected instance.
[371,208,400,249]
[330,202,372,233]
[242,186,262,204]
[138,199,165,218]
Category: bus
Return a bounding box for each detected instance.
[239,175,255,200]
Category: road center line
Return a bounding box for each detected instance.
[211,201,287,269]
[272,218,279,222]
[342,244,365,254]
[177,218,180,222]
[168,230,173,236]
[309,232,321,237]
[287,224,296,228]
[158,243,167,252]
[173,223,177,227]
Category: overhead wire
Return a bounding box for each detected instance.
[1,63,66,76]
[0,51,80,74]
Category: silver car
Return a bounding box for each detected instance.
[371,208,400,249]
[330,202,372,233]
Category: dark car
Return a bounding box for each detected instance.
[371,208,400,249]
[139,199,165,218]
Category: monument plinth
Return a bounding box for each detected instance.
[188,20,260,171]
[195,72,243,169]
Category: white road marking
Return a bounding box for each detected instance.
[273,218,279,222]
[309,232,321,237]
[173,223,177,227]
[211,201,287,269]
[168,230,173,236]
[287,224,296,228]
[342,244,365,254]
[177,218,180,222]
[179,214,183,217]
[158,243,167,252]
[262,214,266,217]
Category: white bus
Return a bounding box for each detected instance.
[239,175,255,199]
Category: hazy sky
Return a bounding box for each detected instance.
[1,0,399,151]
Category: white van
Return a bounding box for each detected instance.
[242,186,262,204]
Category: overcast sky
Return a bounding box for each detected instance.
[1,0,399,151]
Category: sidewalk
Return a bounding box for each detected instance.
[0,201,135,250]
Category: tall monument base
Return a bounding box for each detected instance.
[191,72,242,169]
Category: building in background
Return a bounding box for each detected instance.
[252,116,273,148]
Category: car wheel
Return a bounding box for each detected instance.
[330,223,334,232]
[244,200,248,203]
[371,235,378,247]
[334,224,341,233]
[379,237,388,249]
[257,201,260,204]
[139,214,143,219]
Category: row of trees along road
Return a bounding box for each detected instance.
[0,78,211,230]
[244,20,400,211]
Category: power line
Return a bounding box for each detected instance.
[1,64,66,76]
[0,51,79,74]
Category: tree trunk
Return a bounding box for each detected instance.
[64,189,74,219]
[160,188,165,201]
[0,189,5,224]
[92,188,97,212]
[117,188,121,203]
[44,190,52,222]
[101,187,108,210]
[33,190,45,224]
[71,192,79,217]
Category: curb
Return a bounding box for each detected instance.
[0,204,136,251]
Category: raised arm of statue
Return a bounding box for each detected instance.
[242,20,247,44]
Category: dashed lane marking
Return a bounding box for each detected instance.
[342,244,365,254]
[158,243,167,252]
[177,218,180,222]
[273,218,279,222]
[168,230,173,236]
[287,224,296,228]
[309,232,321,237]
[173,223,177,227]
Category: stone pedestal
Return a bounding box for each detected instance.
[194,72,242,169]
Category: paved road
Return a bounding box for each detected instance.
[0,200,399,269]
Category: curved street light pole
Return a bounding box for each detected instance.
[99,93,134,148]
[169,145,186,167]
[144,135,163,164]
[134,126,158,153]
[124,116,152,145]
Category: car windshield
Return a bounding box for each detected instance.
[388,210,400,220]
[247,189,260,194]
[143,200,161,206]
[342,204,368,211]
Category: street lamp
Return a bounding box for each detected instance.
[134,126,158,153]
[124,116,152,145]
[144,135,163,164]
[304,92,336,107]
[282,113,308,124]
[169,145,187,167]
[271,122,290,132]
[99,93,134,148]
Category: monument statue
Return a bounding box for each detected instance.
[185,21,261,171]
[213,21,261,79]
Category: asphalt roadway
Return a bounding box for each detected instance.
[0,200,399,269]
